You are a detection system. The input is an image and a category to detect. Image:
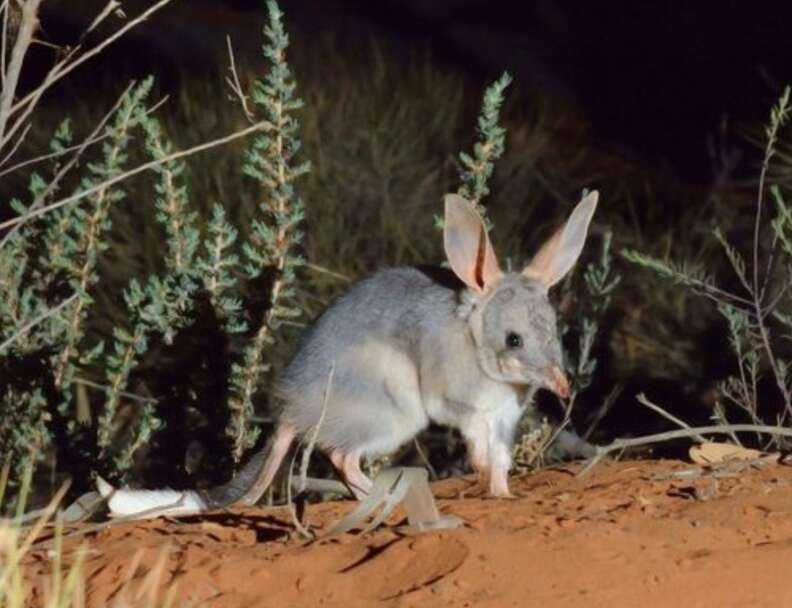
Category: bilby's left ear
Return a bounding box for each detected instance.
[443,194,502,293]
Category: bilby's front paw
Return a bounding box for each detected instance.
[488,468,517,499]
[489,488,521,500]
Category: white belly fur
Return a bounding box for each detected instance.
[425,374,522,431]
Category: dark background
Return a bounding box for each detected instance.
[41,0,792,183]
[315,0,792,183]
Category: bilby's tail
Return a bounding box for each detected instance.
[99,423,297,519]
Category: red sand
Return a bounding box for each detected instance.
[23,459,792,607]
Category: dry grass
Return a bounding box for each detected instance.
[0,460,185,608]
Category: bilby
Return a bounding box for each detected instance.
[101,191,598,517]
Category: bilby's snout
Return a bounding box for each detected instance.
[547,366,570,399]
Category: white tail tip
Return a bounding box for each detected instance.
[96,477,207,519]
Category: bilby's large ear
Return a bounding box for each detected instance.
[523,190,598,288]
[443,194,502,293]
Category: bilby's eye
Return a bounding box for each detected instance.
[505,332,523,349]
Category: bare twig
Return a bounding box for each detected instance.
[225,35,254,123]
[0,129,106,178]
[298,363,333,493]
[525,394,575,468]
[762,277,792,318]
[689,279,754,308]
[757,91,791,424]
[1,1,9,86]
[3,0,175,153]
[0,118,271,233]
[756,89,790,304]
[284,365,335,540]
[636,393,706,442]
[285,442,313,540]
[0,81,135,250]
[413,438,438,481]
[0,0,42,148]
[0,92,168,179]
[73,376,157,405]
[582,383,622,441]
[752,91,792,421]
[0,118,28,165]
[304,262,352,282]
[545,397,575,452]
[84,1,122,38]
[579,423,792,477]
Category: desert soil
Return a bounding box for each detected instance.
[22,459,792,607]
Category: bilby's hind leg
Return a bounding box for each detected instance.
[235,423,296,506]
[330,449,373,499]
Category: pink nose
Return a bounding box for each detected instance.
[548,366,570,399]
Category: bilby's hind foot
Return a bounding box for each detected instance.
[330,449,373,499]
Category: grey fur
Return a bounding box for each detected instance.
[200,438,272,507]
[277,267,562,450]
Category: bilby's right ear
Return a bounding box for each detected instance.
[523,190,598,288]
[443,194,502,293]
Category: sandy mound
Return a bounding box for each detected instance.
[22,459,792,607]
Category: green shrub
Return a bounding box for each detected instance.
[0,0,309,503]
[624,87,792,443]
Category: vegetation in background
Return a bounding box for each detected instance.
[455,71,512,221]
[0,0,309,504]
[624,87,792,446]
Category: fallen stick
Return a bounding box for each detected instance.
[578,423,792,477]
